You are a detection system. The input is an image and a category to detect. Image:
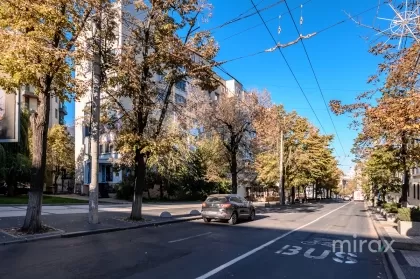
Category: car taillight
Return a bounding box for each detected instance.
[221,203,231,208]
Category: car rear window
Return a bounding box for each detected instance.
[205,197,228,203]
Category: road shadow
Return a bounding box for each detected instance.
[256,203,325,214]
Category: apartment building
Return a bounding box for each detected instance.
[21,85,67,127]
[74,3,250,196]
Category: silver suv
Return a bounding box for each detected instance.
[201,194,256,225]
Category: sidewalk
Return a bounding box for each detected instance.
[368,206,420,279]
[0,205,202,246]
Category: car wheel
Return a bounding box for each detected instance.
[229,212,238,225]
[248,210,256,221]
[203,217,212,223]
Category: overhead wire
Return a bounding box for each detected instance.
[207,0,285,33]
[250,0,327,134]
[221,1,382,42]
[284,0,347,157]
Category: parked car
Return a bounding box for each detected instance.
[201,194,256,225]
[343,195,351,201]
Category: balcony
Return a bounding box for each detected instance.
[22,86,38,99]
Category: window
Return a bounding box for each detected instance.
[99,144,103,154]
[55,96,58,103]
[101,165,113,182]
[230,197,242,203]
[175,94,186,104]
[55,108,58,119]
[415,185,417,199]
[115,170,119,177]
[84,126,91,137]
[214,93,219,101]
[25,97,30,110]
[205,197,227,203]
[86,163,91,184]
[175,80,186,91]
[104,143,110,153]
[418,184,419,200]
[157,89,165,101]
[109,144,114,153]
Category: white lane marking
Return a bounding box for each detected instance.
[168,232,212,243]
[195,202,351,279]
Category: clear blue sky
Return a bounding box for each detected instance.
[65,0,394,175]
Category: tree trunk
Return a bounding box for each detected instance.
[131,150,146,220]
[312,185,316,199]
[160,181,164,200]
[304,186,307,202]
[54,171,59,194]
[230,151,238,194]
[22,91,50,233]
[401,133,409,207]
[291,186,295,204]
[6,168,15,197]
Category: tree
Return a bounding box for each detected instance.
[331,2,420,206]
[253,100,340,202]
[330,43,420,206]
[362,146,402,205]
[195,137,230,190]
[46,125,74,192]
[107,0,218,220]
[0,0,104,232]
[190,88,262,194]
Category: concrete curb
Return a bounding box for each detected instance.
[1,233,62,246]
[365,203,406,279]
[1,216,202,245]
[0,203,88,207]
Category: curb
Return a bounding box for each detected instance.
[365,203,406,279]
[0,203,88,207]
[1,233,62,246]
[1,216,202,245]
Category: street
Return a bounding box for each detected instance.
[0,201,388,279]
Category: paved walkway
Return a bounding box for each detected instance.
[0,202,202,218]
[0,202,202,245]
[371,210,420,279]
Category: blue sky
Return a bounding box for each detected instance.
[65,0,395,175]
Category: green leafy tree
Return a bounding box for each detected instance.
[362,146,401,205]
[253,101,340,201]
[46,125,75,192]
[0,0,104,232]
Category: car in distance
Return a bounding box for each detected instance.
[343,195,351,201]
[201,194,255,225]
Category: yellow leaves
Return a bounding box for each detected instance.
[46,124,74,171]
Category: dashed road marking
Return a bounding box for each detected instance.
[195,202,352,279]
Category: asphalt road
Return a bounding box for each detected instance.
[0,201,389,279]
